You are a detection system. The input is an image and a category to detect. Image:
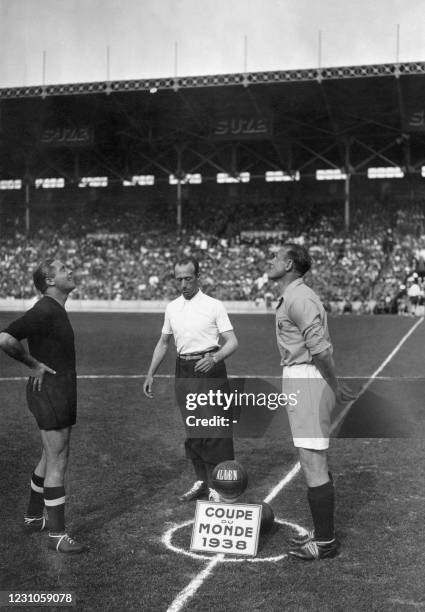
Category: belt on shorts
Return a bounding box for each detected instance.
[178,348,218,361]
[283,362,311,367]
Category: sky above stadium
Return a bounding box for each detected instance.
[0,0,424,87]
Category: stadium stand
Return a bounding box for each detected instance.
[1,198,425,314]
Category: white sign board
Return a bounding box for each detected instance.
[190,501,262,556]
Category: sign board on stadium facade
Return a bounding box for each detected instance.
[40,127,93,147]
[212,116,272,140]
[190,501,262,556]
[404,110,425,132]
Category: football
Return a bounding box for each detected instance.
[260,502,275,534]
[211,460,248,501]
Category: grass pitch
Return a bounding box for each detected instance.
[0,313,424,611]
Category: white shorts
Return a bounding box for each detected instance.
[282,363,335,451]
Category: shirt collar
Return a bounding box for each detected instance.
[179,288,203,306]
[277,277,304,303]
[44,294,66,310]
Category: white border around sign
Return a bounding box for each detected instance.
[190,500,262,557]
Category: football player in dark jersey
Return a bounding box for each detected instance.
[0,260,85,554]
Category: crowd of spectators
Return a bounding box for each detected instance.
[1,199,425,314]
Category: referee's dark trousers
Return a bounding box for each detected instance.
[175,356,234,483]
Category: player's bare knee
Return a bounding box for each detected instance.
[45,455,68,480]
[298,448,329,487]
[45,443,69,466]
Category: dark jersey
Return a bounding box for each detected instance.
[3,296,76,374]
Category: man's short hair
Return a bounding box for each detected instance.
[284,243,312,276]
[174,257,200,276]
[33,260,55,293]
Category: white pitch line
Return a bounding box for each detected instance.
[165,315,424,612]
[263,461,301,504]
[166,554,225,612]
[332,315,424,432]
[2,373,425,382]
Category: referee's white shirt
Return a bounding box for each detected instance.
[162,290,233,354]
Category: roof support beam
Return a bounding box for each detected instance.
[352,137,402,171]
[186,146,232,175]
[238,142,286,172]
[317,80,345,167]
[296,140,341,172]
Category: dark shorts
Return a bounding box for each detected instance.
[26,372,77,431]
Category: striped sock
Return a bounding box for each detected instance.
[44,486,66,534]
[27,472,45,517]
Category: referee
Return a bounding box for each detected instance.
[0,260,85,554]
[268,244,355,560]
[143,257,238,501]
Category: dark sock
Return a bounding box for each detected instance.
[307,480,335,541]
[44,486,66,534]
[192,459,207,483]
[27,472,45,517]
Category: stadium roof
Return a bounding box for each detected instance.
[1,61,425,181]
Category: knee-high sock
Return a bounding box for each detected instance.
[27,472,45,517]
[307,480,335,541]
[44,486,66,534]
